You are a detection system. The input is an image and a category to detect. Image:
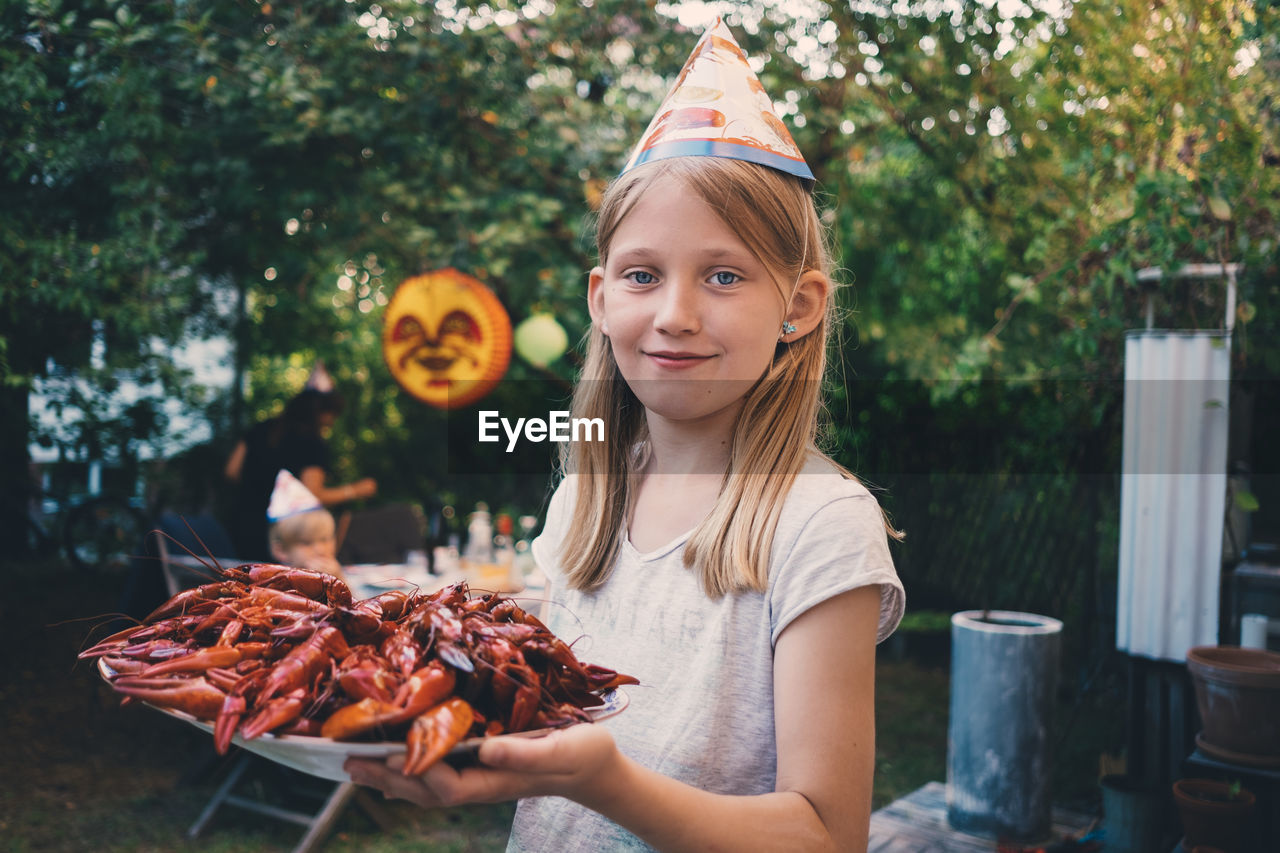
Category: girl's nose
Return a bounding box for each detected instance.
[653,279,702,335]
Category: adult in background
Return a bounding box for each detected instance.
[225,364,377,560]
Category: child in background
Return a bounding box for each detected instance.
[265,469,345,580]
[347,18,904,852]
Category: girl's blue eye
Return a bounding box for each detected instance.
[711,271,740,286]
[629,271,655,285]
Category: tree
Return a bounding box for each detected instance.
[4,0,1276,554]
[2,0,223,548]
[788,0,1278,633]
[2,0,695,541]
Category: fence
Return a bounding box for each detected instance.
[877,471,1120,674]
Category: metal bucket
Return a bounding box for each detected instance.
[946,610,1063,840]
[1100,774,1167,853]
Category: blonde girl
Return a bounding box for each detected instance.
[347,150,905,852]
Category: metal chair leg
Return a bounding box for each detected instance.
[290,781,359,853]
[187,751,253,839]
[186,752,375,852]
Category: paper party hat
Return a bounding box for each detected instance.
[621,18,814,183]
[305,360,335,393]
[266,469,324,522]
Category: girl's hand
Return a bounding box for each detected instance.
[344,722,621,809]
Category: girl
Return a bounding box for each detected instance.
[347,22,904,853]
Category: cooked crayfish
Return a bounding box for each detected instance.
[82,565,637,775]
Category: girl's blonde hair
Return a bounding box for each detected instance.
[558,156,856,598]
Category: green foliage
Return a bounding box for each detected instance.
[3,0,1277,520]
[2,0,682,490]
[1236,489,1261,513]
[894,609,952,634]
[822,1,1278,398]
[810,4,1277,624]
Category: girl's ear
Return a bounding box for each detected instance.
[587,266,609,336]
[781,270,830,340]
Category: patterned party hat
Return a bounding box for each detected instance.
[621,18,814,183]
[305,360,335,393]
[266,469,323,522]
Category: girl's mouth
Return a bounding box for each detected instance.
[644,350,716,370]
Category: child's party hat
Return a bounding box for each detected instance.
[621,18,814,183]
[305,360,335,393]
[267,469,323,521]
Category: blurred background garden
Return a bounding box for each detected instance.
[2,0,1279,850]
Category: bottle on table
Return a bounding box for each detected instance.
[516,514,542,587]
[494,513,518,589]
[430,504,460,575]
[464,502,494,569]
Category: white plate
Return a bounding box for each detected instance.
[98,659,627,782]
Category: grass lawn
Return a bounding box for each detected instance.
[1,557,1115,850]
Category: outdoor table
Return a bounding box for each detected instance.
[341,562,439,600]
[342,562,538,600]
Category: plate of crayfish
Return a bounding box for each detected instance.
[83,565,635,783]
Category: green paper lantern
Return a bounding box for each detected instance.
[514,314,569,368]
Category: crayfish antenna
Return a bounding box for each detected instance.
[69,613,146,660]
[160,517,246,576]
[177,517,223,573]
[172,517,225,571]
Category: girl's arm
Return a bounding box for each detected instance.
[299,466,377,507]
[346,584,882,852]
[224,441,246,482]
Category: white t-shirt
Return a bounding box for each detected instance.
[507,454,905,852]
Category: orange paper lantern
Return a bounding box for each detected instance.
[382,269,512,409]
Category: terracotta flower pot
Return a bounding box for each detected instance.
[1171,778,1255,853]
[1186,646,1280,766]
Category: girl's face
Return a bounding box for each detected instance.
[589,174,787,425]
[273,519,337,568]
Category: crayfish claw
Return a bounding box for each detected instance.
[403,698,474,776]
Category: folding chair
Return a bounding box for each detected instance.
[186,754,393,853]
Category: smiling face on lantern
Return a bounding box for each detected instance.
[392,309,482,374]
[382,269,512,409]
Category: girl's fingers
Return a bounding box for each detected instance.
[347,753,524,807]
[345,757,442,808]
[346,725,618,807]
[417,759,512,806]
[417,739,585,805]
[344,756,383,784]
[476,725,618,788]
[478,729,581,773]
[476,732,544,771]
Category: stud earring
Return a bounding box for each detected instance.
[780,321,797,338]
